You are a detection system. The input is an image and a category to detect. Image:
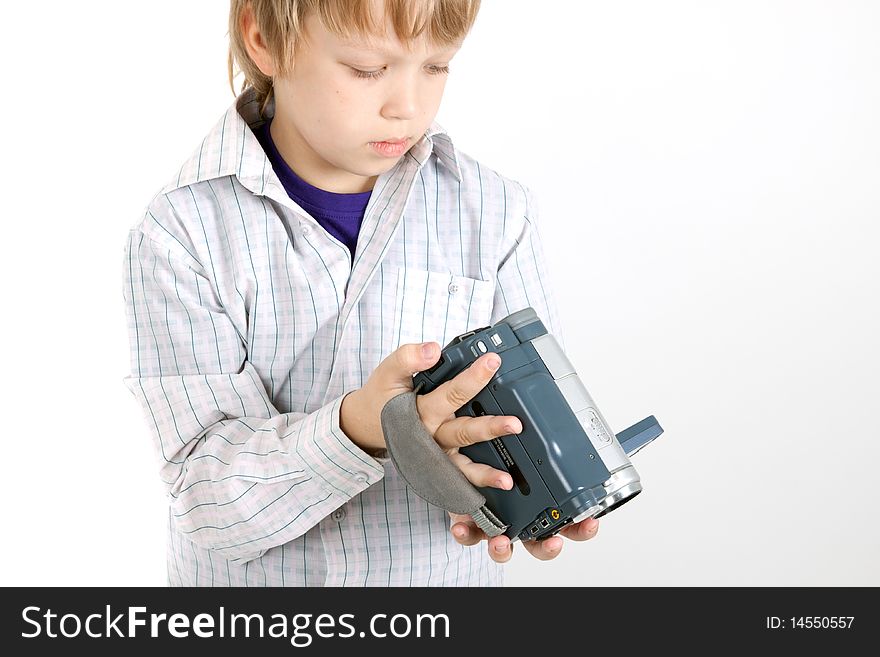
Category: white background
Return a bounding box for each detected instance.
[1,1,877,586]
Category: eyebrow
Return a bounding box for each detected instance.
[340,42,394,55]
[338,38,461,57]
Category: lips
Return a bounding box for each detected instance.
[369,137,411,158]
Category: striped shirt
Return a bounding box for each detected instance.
[252,116,371,260]
[122,86,566,586]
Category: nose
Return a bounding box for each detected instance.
[380,75,418,122]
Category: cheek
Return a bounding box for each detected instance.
[298,69,358,111]
[297,87,354,131]
[332,81,373,113]
[427,79,448,106]
[333,86,354,109]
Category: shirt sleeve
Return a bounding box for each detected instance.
[490,183,567,351]
[122,225,385,565]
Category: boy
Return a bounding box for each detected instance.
[122,0,599,587]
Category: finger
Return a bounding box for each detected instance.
[418,352,502,425]
[450,520,487,546]
[450,518,514,563]
[448,512,489,546]
[522,536,564,561]
[487,535,514,563]
[433,413,522,450]
[375,341,442,387]
[558,517,600,542]
[447,450,513,489]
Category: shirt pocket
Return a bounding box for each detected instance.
[388,266,496,351]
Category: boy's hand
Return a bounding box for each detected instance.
[339,340,600,563]
[340,341,518,491]
[448,513,600,563]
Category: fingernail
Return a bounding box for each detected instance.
[486,356,501,371]
[422,343,435,358]
[453,526,466,538]
[494,543,508,553]
[495,478,511,489]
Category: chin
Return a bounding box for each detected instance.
[359,159,398,175]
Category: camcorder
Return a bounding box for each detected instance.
[411,307,663,542]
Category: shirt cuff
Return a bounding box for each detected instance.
[296,393,387,499]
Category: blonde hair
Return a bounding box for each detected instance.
[228,0,481,117]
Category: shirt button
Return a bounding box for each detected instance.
[354,472,368,484]
[301,222,310,235]
[332,508,346,522]
[448,282,459,294]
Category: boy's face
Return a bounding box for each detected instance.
[245,4,462,193]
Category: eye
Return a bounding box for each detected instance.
[349,64,450,80]
[351,66,385,79]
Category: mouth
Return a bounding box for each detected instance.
[371,137,409,145]
[369,137,411,157]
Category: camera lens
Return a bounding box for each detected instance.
[594,488,641,518]
[594,477,642,518]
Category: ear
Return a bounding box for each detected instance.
[240,2,277,77]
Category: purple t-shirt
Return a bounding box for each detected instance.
[254,119,370,261]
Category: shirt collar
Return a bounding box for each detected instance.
[165,86,463,196]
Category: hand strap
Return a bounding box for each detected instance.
[380,384,508,538]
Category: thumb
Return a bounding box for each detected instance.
[393,341,439,381]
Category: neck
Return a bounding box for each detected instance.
[268,117,377,193]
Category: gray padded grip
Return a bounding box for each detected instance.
[380,389,508,538]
